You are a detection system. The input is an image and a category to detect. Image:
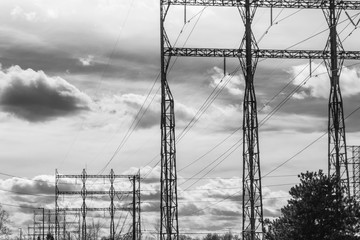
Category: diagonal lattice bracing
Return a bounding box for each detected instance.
[159,0,358,239]
[347,146,360,199]
[160,2,179,240]
[55,169,140,240]
[164,48,360,59]
[322,0,350,195]
[238,2,264,240]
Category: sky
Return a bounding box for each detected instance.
[0,0,360,238]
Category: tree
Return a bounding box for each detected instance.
[0,204,11,238]
[203,233,221,240]
[264,170,360,240]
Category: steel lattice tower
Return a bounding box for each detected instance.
[323,0,350,195]
[348,146,360,198]
[238,1,264,239]
[160,1,179,240]
[55,169,140,240]
[161,1,360,239]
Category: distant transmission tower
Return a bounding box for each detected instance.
[55,169,140,240]
[347,146,360,199]
[161,0,360,239]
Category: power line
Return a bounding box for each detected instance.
[263,103,360,178]
[99,6,208,175]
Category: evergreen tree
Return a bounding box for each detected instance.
[264,170,360,240]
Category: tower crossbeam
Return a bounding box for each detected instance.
[165,48,360,59]
[163,0,360,9]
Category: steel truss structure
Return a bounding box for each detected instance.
[160,2,179,240]
[160,0,360,239]
[31,209,80,240]
[347,146,360,199]
[55,169,141,240]
[163,0,360,9]
[165,48,360,60]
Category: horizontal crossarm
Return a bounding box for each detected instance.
[57,207,134,211]
[57,190,133,195]
[165,47,360,59]
[162,0,360,10]
[56,174,136,179]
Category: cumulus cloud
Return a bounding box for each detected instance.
[209,67,243,96]
[0,65,92,122]
[290,62,360,99]
[79,55,95,66]
[100,93,195,129]
[0,167,293,237]
[11,6,38,22]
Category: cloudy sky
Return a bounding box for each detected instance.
[1,0,360,238]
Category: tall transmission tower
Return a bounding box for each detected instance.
[238,1,263,239]
[160,1,179,240]
[161,0,360,239]
[323,0,350,195]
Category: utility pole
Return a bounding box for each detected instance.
[161,0,360,239]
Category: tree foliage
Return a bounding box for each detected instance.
[264,170,360,240]
[0,204,11,237]
[202,232,239,240]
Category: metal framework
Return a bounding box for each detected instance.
[55,169,141,240]
[160,0,360,239]
[160,2,179,240]
[162,0,360,9]
[238,1,263,239]
[348,146,360,199]
[165,48,360,60]
[323,0,350,194]
[32,210,79,240]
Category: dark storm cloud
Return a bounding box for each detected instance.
[11,179,54,195]
[142,202,160,212]
[207,192,241,202]
[209,208,240,217]
[0,65,91,122]
[142,191,160,201]
[141,177,158,184]
[0,42,159,82]
[179,203,203,216]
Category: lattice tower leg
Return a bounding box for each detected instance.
[136,173,141,240]
[160,2,179,240]
[238,1,264,240]
[355,147,360,199]
[63,214,66,240]
[348,146,360,199]
[322,0,349,195]
[55,170,59,240]
[33,211,36,240]
[110,169,115,240]
[132,176,136,240]
[81,169,87,240]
